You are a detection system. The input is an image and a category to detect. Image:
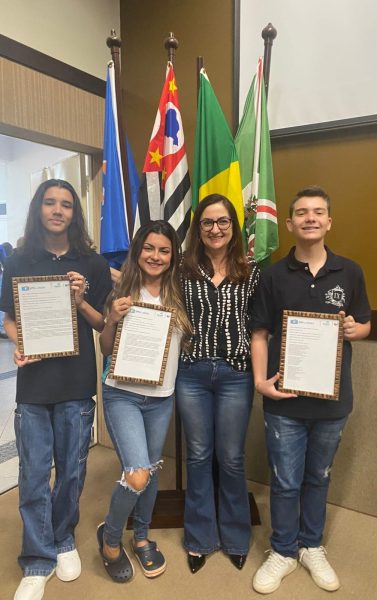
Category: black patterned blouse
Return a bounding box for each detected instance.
[181,262,260,371]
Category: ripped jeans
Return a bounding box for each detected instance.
[264,413,348,557]
[102,384,173,546]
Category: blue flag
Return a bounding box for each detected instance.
[101,62,139,269]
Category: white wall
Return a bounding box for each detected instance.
[0,0,120,80]
[0,161,8,243]
[0,136,76,246]
[239,0,377,130]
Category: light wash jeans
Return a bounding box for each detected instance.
[175,359,253,555]
[0,272,5,334]
[264,412,348,557]
[102,384,173,546]
[15,398,95,575]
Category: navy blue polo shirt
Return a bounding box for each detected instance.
[0,248,112,405]
[250,247,371,419]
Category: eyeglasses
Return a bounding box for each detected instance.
[199,217,233,232]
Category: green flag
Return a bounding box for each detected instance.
[235,58,278,262]
[193,69,244,228]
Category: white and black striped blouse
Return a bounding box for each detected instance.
[181,262,260,371]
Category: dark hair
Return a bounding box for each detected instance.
[108,220,191,339]
[182,194,250,282]
[289,186,331,218]
[20,179,94,257]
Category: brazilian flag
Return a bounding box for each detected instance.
[192,69,244,230]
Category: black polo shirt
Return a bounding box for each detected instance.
[0,248,112,405]
[250,247,371,419]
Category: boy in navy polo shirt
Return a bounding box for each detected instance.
[0,179,112,600]
[251,186,370,594]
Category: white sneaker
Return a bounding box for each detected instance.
[299,546,340,591]
[14,571,55,600]
[56,548,82,582]
[253,550,297,594]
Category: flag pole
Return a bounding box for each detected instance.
[196,56,204,103]
[261,23,277,100]
[164,31,178,64]
[106,29,134,238]
[164,31,184,494]
[133,34,188,528]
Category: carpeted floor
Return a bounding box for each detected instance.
[1,445,377,599]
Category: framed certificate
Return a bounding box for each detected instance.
[12,275,79,359]
[109,302,176,385]
[278,310,344,400]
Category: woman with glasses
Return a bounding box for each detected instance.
[176,193,260,574]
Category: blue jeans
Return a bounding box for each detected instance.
[175,359,253,555]
[14,398,95,576]
[0,272,4,333]
[102,384,173,546]
[264,413,348,557]
[0,309,5,333]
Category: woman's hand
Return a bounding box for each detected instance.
[100,296,133,356]
[107,296,133,325]
[67,271,86,307]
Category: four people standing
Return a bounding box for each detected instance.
[0,182,371,597]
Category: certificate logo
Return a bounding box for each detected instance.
[325,285,345,308]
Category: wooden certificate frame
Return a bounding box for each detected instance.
[278,310,344,400]
[12,275,79,359]
[109,301,176,385]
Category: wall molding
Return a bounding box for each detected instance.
[0,34,105,98]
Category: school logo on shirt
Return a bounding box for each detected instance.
[325,285,345,307]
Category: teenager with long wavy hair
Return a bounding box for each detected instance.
[97,220,190,583]
[0,179,111,600]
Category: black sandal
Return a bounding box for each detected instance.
[132,540,167,578]
[97,522,134,583]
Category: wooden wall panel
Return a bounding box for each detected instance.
[271,128,377,309]
[120,0,234,173]
[0,57,104,152]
